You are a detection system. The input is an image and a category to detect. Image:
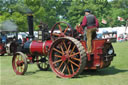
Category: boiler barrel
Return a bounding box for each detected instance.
[23,40,52,55]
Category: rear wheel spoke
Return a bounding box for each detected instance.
[53,59,62,64]
[70,52,80,57]
[67,42,71,52]
[62,64,66,73]
[54,54,62,58]
[58,61,64,70]
[62,40,67,50]
[71,63,74,73]
[66,64,71,75]
[71,57,80,61]
[60,45,65,55]
[53,48,63,54]
[70,45,76,55]
[69,60,79,68]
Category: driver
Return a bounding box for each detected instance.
[80,9,99,54]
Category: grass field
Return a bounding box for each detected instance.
[0,41,128,85]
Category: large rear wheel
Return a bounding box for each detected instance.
[49,37,86,78]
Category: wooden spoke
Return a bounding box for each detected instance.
[54,54,62,58]
[67,42,71,52]
[71,63,74,73]
[66,64,71,75]
[70,52,80,57]
[52,33,60,36]
[18,66,19,72]
[20,66,23,72]
[69,60,79,68]
[71,57,80,61]
[59,45,64,55]
[62,64,66,73]
[17,55,19,61]
[58,24,62,33]
[53,59,62,64]
[70,45,76,55]
[53,48,63,54]
[58,61,64,70]
[64,26,69,34]
[21,56,22,61]
[62,40,67,50]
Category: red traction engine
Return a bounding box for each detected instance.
[12,14,116,78]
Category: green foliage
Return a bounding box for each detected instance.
[0,0,128,31]
[66,0,128,28]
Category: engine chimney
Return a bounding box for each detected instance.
[27,13,34,39]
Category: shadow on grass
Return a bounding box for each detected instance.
[0,54,12,57]
[79,66,128,78]
[23,66,128,78]
[25,68,52,75]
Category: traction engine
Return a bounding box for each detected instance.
[12,14,116,78]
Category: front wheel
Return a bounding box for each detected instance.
[12,52,28,75]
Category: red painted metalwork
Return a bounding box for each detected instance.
[81,39,110,70]
[30,40,52,55]
[76,25,84,34]
[0,43,6,56]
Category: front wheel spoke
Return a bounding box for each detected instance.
[18,66,20,72]
[21,56,22,61]
[53,48,63,54]
[17,55,19,61]
[53,59,62,64]
[70,52,80,57]
[69,60,79,68]
[20,66,23,72]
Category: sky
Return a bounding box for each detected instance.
[108,0,112,2]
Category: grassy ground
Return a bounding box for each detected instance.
[0,41,128,85]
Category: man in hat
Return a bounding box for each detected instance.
[80,9,99,53]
